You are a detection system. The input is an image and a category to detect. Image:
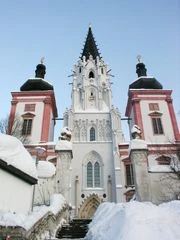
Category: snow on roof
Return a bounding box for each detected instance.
[85,200,180,240]
[148,165,173,172]
[129,139,147,150]
[0,194,66,230]
[0,134,37,179]
[55,140,72,151]
[61,127,72,137]
[37,160,56,178]
[27,141,56,146]
[28,77,53,86]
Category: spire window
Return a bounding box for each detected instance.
[89,71,94,78]
[94,162,100,187]
[87,162,93,187]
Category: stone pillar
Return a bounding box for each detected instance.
[129,139,151,201]
[75,175,80,217]
[55,138,73,203]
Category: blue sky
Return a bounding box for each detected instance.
[0,0,179,141]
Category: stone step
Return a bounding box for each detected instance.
[56,218,91,239]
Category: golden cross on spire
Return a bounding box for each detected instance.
[137,55,142,63]
[40,57,45,64]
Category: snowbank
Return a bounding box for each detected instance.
[37,160,56,178]
[0,134,37,178]
[85,201,180,240]
[55,140,72,151]
[0,194,66,230]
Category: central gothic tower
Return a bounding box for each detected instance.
[64,26,125,218]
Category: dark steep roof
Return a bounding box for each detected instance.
[81,26,101,60]
[129,77,163,89]
[20,78,54,91]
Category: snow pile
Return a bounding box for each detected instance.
[55,140,72,151]
[61,127,72,138]
[0,194,66,230]
[49,194,66,215]
[129,139,147,150]
[85,201,180,240]
[148,165,172,172]
[0,134,37,178]
[37,160,56,178]
[55,127,72,151]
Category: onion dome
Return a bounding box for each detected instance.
[129,59,163,89]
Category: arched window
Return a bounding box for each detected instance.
[87,162,93,187]
[89,71,94,78]
[85,151,103,189]
[156,155,171,165]
[94,162,100,187]
[90,127,95,141]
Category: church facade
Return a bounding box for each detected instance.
[7,26,180,218]
[63,26,125,217]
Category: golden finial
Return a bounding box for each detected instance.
[40,57,45,64]
[137,55,142,63]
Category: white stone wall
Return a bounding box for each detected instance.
[0,169,33,214]
[149,172,180,204]
[140,99,174,142]
[70,141,115,206]
[64,53,125,215]
[34,177,55,206]
[15,99,44,143]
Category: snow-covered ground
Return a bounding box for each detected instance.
[0,194,66,230]
[85,201,180,240]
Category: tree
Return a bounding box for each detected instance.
[158,141,180,201]
[0,114,30,144]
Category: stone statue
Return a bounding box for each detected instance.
[131,125,142,139]
[60,127,72,141]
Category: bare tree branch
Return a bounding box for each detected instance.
[0,114,30,144]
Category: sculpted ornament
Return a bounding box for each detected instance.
[131,125,142,139]
[60,127,72,141]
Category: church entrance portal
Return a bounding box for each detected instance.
[78,194,102,219]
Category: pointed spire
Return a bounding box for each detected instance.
[81,26,101,60]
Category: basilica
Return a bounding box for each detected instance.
[7,26,180,219]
